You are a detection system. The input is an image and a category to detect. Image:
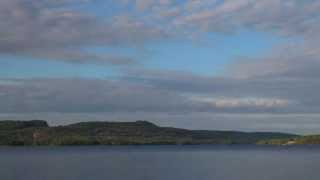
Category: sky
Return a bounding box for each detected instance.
[1,0,320,134]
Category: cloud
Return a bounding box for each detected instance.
[0,76,302,114]
[0,0,167,64]
[2,66,320,115]
[135,0,154,11]
[113,0,320,117]
[2,0,319,65]
[121,67,320,114]
[191,97,290,109]
[174,0,320,37]
[28,50,137,65]
[0,78,200,113]
[2,0,320,133]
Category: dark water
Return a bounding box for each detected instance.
[1,145,320,180]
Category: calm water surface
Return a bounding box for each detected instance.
[1,145,320,180]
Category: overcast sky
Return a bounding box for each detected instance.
[1,0,320,134]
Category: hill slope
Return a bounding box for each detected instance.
[0,120,298,146]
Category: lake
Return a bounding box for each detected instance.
[1,145,320,180]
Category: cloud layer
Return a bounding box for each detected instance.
[2,0,320,132]
[0,0,166,64]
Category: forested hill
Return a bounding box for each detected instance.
[0,120,298,146]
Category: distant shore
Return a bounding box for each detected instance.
[0,120,300,146]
